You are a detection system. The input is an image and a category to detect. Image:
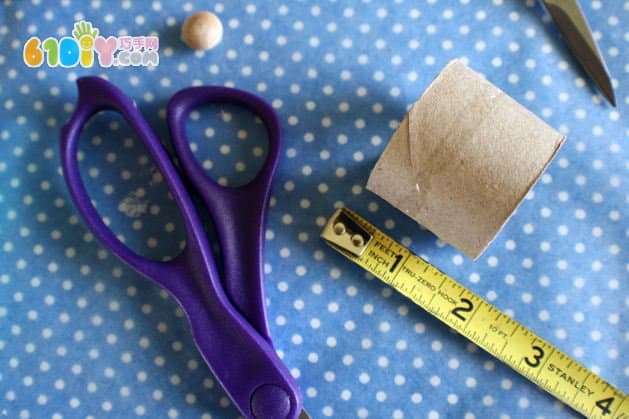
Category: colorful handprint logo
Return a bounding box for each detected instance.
[72,21,99,67]
[73,21,99,49]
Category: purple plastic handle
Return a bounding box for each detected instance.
[60,77,302,419]
[167,86,280,343]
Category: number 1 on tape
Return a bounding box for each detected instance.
[321,207,628,419]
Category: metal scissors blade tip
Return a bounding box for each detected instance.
[541,0,615,106]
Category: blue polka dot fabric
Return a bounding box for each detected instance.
[0,1,627,418]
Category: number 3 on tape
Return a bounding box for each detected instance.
[321,207,629,419]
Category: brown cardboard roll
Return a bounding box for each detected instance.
[367,59,565,259]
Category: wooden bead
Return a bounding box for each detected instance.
[181,11,223,51]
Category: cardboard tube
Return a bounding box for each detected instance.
[367,59,565,259]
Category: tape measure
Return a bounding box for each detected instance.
[320,207,628,419]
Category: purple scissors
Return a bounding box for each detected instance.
[60,77,307,419]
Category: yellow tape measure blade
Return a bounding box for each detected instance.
[321,207,628,419]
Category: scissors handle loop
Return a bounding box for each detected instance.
[167,86,282,342]
[60,77,177,281]
[60,77,302,419]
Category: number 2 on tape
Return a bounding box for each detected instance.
[321,207,628,419]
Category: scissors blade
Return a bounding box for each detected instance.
[541,0,615,106]
[298,409,312,419]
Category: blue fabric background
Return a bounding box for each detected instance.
[0,1,626,418]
